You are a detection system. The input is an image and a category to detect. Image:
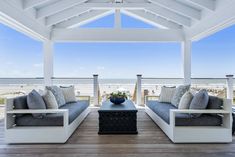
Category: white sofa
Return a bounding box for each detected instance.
[5,96,90,143]
[145,96,233,143]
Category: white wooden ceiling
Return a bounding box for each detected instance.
[1,0,235,42]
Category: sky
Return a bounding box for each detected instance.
[0,13,234,78]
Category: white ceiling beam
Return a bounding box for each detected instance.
[122,10,182,29]
[185,0,216,11]
[55,10,113,28]
[0,0,50,40]
[22,0,49,10]
[46,7,90,27]
[145,5,191,27]
[52,28,184,42]
[148,0,201,20]
[37,0,88,19]
[114,9,121,28]
[186,1,235,41]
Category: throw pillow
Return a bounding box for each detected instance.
[27,90,46,118]
[43,90,58,109]
[207,96,223,109]
[46,86,66,107]
[189,89,209,117]
[60,86,76,103]
[159,86,176,103]
[178,91,193,109]
[13,95,28,117]
[171,85,190,107]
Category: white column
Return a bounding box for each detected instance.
[43,41,54,86]
[181,39,192,85]
[226,75,234,101]
[114,9,121,28]
[136,74,142,106]
[93,74,99,106]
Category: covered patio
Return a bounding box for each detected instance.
[0,0,235,156]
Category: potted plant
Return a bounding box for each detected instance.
[109,91,128,104]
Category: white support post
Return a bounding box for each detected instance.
[43,41,54,86]
[114,9,121,28]
[136,74,142,106]
[226,75,234,103]
[181,39,192,85]
[93,74,99,106]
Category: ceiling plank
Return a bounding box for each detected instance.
[37,0,88,19]
[148,0,201,20]
[185,0,216,11]
[46,7,90,27]
[145,5,191,27]
[23,0,49,10]
[122,10,182,29]
[55,10,113,28]
[52,28,184,42]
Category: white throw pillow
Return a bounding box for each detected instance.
[60,86,76,103]
[159,86,176,103]
[42,90,58,109]
[178,91,193,109]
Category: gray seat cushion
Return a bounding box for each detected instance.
[15,100,89,126]
[146,100,222,126]
[60,100,89,124]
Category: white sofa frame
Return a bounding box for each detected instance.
[145,96,233,143]
[5,96,91,143]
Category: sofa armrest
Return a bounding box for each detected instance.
[6,109,69,127]
[169,109,231,127]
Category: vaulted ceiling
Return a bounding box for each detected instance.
[1,0,235,42]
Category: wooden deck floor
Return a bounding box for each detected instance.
[0,108,235,157]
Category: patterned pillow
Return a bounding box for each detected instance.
[171,85,190,107]
[178,91,193,109]
[159,86,176,103]
[60,86,76,103]
[46,86,66,107]
[43,90,58,109]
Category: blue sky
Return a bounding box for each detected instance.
[0,13,234,78]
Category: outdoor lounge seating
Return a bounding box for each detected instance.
[5,95,90,143]
[145,95,233,143]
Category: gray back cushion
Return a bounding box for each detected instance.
[189,89,209,117]
[207,96,223,109]
[46,86,66,107]
[13,96,28,117]
[27,90,46,118]
[171,85,190,107]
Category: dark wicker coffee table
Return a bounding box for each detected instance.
[98,100,138,134]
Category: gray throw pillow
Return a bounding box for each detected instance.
[207,96,223,109]
[189,89,209,117]
[60,86,76,103]
[27,90,46,118]
[13,95,28,117]
[46,86,66,107]
[171,85,190,107]
[178,91,193,109]
[43,90,58,109]
[159,86,176,103]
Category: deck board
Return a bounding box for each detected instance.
[0,108,234,157]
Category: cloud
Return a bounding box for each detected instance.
[97,66,105,70]
[33,63,43,68]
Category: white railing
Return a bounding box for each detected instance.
[138,75,234,106]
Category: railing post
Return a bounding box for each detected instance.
[226,75,234,103]
[93,74,99,106]
[136,74,142,106]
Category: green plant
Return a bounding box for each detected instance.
[109,91,128,99]
[0,97,5,105]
